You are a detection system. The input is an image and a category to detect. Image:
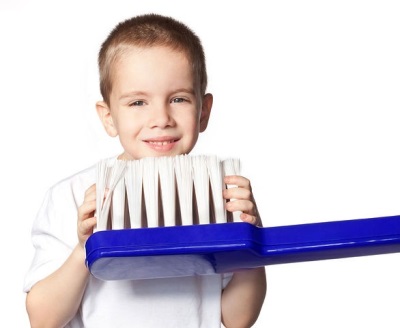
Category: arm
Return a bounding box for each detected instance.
[221,176,267,328]
[222,267,266,328]
[26,184,97,328]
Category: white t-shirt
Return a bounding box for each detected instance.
[23,160,232,328]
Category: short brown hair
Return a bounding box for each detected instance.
[98,13,208,105]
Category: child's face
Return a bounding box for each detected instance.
[97,46,212,160]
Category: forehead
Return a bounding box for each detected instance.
[110,45,196,89]
[110,46,194,92]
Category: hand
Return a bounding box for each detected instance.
[77,184,97,248]
[223,175,262,227]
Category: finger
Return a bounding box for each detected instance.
[224,175,251,189]
[78,217,97,247]
[223,187,252,201]
[79,216,97,233]
[84,184,97,202]
[78,199,97,221]
[225,199,255,215]
[240,213,259,226]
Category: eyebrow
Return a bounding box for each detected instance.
[119,91,149,101]
[119,88,196,101]
[173,88,196,95]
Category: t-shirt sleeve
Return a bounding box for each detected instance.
[23,184,79,293]
[222,272,234,289]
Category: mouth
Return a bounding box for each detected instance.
[144,137,180,152]
[147,139,178,146]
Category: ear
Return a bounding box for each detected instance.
[96,101,118,137]
[199,93,213,132]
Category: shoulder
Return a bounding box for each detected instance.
[49,163,97,200]
[45,157,116,209]
[33,163,97,224]
[30,159,115,236]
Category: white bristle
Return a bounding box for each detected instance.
[95,155,240,231]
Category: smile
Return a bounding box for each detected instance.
[148,140,176,146]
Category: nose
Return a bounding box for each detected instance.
[148,102,175,129]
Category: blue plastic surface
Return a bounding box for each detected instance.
[85,215,400,280]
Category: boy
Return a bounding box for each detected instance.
[24,13,266,328]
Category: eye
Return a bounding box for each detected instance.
[171,97,186,103]
[129,100,145,106]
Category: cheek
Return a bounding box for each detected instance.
[182,116,200,135]
[181,110,200,126]
[115,113,140,133]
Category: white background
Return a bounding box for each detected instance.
[1,0,400,326]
